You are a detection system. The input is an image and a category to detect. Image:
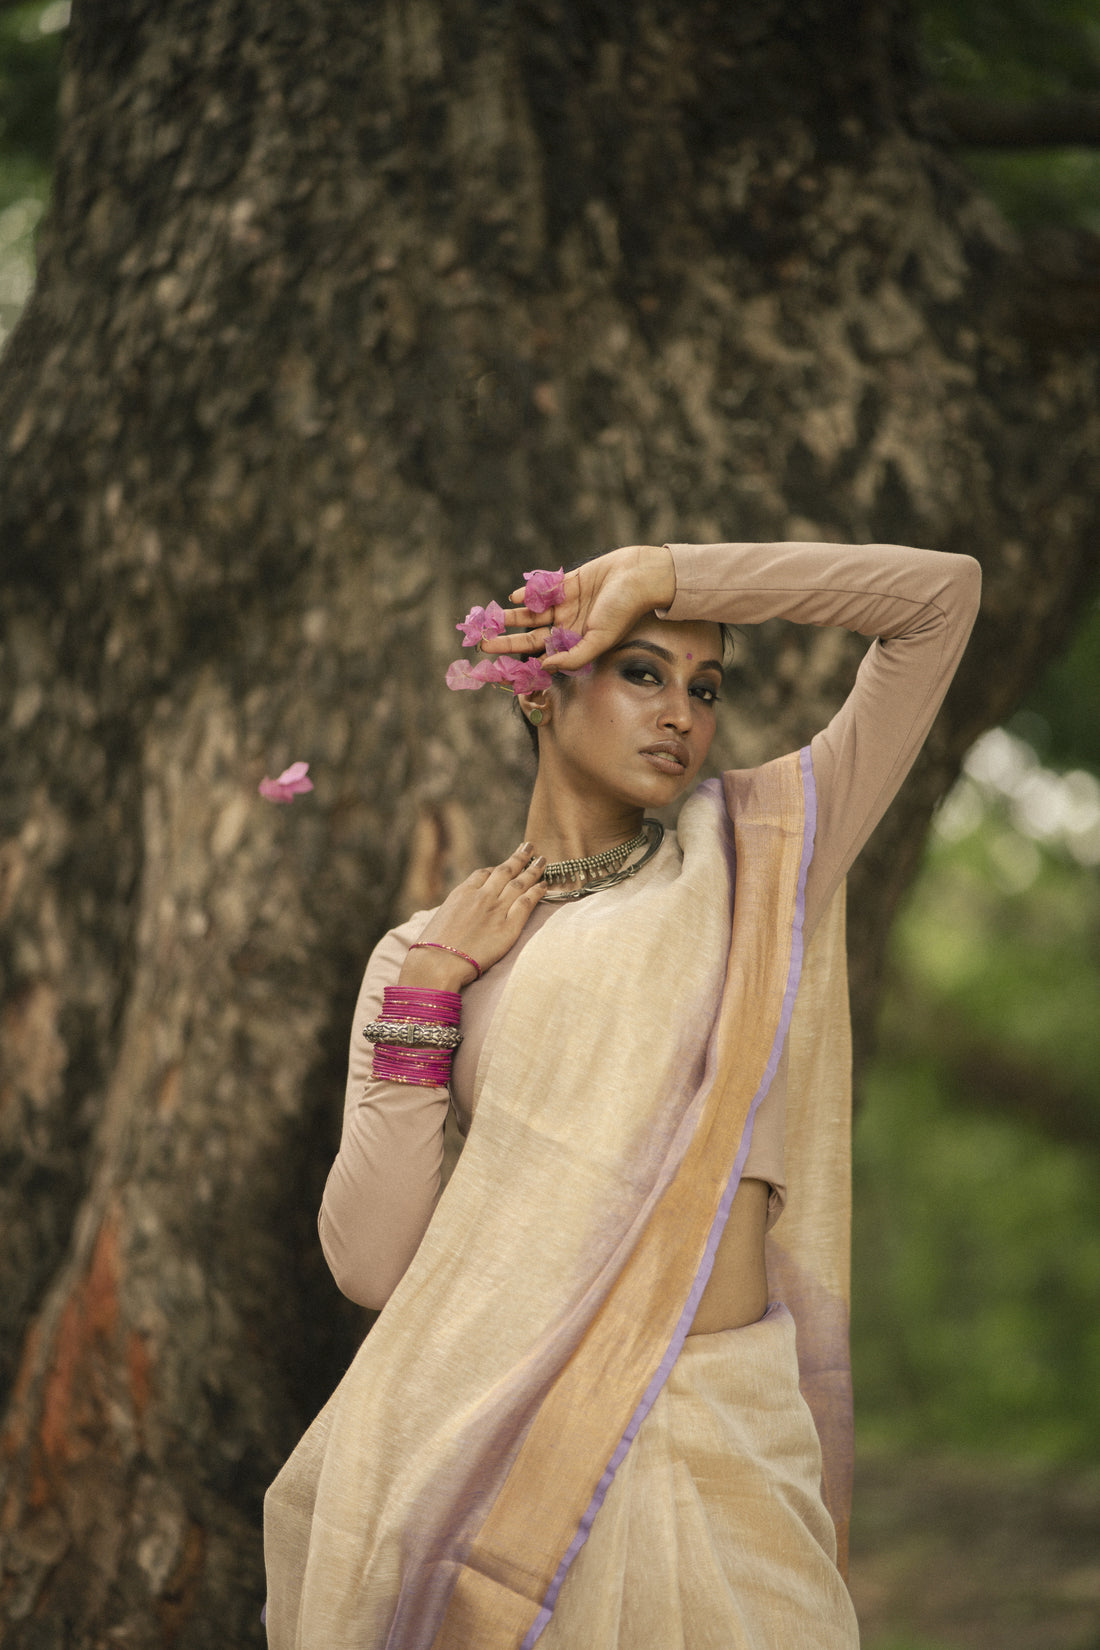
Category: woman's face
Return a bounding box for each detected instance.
[538,615,724,811]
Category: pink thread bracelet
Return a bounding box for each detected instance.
[407,941,482,981]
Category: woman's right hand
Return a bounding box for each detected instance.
[398,843,547,990]
[481,544,676,675]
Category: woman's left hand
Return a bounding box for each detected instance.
[480,544,676,674]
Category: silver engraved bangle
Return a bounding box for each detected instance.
[362,1018,464,1051]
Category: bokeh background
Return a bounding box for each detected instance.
[1,3,1098,1647]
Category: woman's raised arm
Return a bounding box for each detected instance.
[660,539,982,930]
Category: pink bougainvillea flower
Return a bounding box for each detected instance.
[456,601,507,647]
[446,654,553,694]
[522,567,566,612]
[544,626,594,678]
[258,760,314,803]
[445,659,480,691]
[503,656,554,694]
[445,657,504,691]
[544,625,582,656]
[483,654,518,686]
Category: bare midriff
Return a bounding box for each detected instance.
[686,1175,771,1334]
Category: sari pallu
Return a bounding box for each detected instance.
[263,747,854,1649]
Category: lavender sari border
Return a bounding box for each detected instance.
[520,748,818,1649]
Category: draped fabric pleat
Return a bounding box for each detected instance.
[537,1307,858,1650]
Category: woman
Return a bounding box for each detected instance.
[264,538,981,1650]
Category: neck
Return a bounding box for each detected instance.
[523,775,644,866]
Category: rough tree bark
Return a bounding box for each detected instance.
[0,0,1098,1643]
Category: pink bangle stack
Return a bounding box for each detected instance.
[381,987,462,1022]
[371,986,462,1088]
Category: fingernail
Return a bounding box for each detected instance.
[533,855,546,867]
[519,841,532,853]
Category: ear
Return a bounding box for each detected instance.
[518,694,549,727]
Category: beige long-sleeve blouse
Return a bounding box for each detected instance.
[320,541,981,1309]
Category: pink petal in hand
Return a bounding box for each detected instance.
[544,626,594,677]
[475,656,532,689]
[258,761,315,803]
[456,601,507,647]
[544,626,581,655]
[446,659,484,690]
[447,654,553,694]
[445,657,509,691]
[502,656,554,693]
[522,567,566,612]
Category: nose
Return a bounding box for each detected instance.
[659,684,694,734]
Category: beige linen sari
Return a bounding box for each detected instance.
[264,748,854,1649]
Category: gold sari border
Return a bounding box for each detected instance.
[517,746,818,1648]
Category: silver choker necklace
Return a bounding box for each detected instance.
[541,821,664,902]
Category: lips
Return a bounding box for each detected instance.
[640,740,689,774]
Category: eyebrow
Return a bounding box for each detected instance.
[609,639,725,675]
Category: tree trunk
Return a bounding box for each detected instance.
[1,0,1098,1641]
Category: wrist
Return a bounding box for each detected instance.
[367,983,462,1088]
[399,952,475,992]
[629,544,676,611]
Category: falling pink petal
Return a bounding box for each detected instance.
[259,761,314,803]
[522,567,566,612]
[276,761,310,785]
[456,601,507,647]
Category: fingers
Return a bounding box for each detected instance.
[507,589,556,616]
[518,876,547,910]
[541,631,604,672]
[509,852,547,915]
[508,569,580,607]
[479,624,551,656]
[489,846,548,905]
[483,842,537,890]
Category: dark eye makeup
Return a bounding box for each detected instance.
[619,659,722,704]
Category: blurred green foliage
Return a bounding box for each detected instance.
[854,815,1100,1461]
[922,0,1100,96]
[1024,600,1100,774]
[0,0,64,341]
[958,146,1100,231]
[849,0,1100,1473]
[920,0,1100,229]
[0,0,63,172]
